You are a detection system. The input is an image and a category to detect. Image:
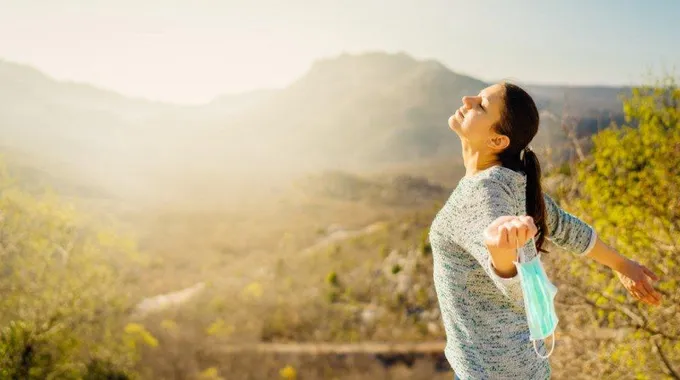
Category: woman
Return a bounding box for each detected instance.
[429,82,662,379]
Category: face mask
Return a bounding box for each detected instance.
[514,237,559,359]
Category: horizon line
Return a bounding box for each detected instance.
[1,52,643,107]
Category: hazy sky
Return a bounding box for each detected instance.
[1,0,678,104]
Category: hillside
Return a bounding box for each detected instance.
[225,53,488,167]
[0,53,630,205]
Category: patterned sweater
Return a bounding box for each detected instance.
[429,165,597,379]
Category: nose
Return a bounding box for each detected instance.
[461,95,479,109]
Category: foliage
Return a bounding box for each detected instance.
[325,270,339,286]
[419,228,432,256]
[279,364,297,379]
[0,161,140,378]
[572,76,680,378]
[198,367,224,379]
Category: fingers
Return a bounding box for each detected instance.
[522,219,534,240]
[638,278,656,298]
[642,265,660,282]
[640,292,660,306]
[638,278,662,305]
[647,292,661,305]
[632,263,662,306]
[500,221,520,248]
[627,279,661,306]
[497,217,534,248]
[508,223,519,247]
[629,288,653,306]
[509,220,527,247]
[617,261,663,307]
[490,216,538,249]
[634,288,652,304]
[499,224,509,246]
[485,216,518,244]
[632,280,651,302]
[630,289,644,301]
[518,215,534,228]
[489,215,516,230]
[518,215,538,239]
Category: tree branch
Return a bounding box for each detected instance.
[565,285,680,341]
[659,219,680,252]
[653,338,680,379]
[560,94,586,162]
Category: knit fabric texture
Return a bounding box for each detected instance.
[429,165,597,379]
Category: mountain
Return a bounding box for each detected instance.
[524,84,629,115]
[207,89,277,114]
[233,53,488,167]
[0,60,178,201]
[190,52,630,171]
[0,53,629,203]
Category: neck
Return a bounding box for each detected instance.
[460,139,501,177]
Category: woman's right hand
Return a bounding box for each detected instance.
[483,215,538,251]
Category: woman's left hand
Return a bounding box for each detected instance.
[614,259,662,306]
[483,215,538,251]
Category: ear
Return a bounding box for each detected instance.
[487,134,510,152]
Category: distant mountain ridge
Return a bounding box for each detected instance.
[0,53,630,202]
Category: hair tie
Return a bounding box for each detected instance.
[519,145,532,161]
[520,145,532,165]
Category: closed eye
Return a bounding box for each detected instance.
[476,94,487,112]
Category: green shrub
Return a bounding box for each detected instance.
[0,161,139,378]
[325,270,339,286]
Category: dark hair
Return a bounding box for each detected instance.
[493,82,548,253]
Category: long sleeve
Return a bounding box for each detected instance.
[543,193,597,256]
[463,178,524,305]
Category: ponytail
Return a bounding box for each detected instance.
[494,82,547,253]
[522,148,548,253]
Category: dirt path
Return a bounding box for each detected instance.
[301,222,386,255]
[218,341,446,354]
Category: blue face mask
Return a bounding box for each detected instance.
[515,237,559,359]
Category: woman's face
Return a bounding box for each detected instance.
[449,83,507,149]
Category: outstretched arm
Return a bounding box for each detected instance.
[584,237,662,306]
[543,193,597,255]
[544,193,662,306]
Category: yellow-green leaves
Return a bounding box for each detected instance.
[0,161,140,378]
[124,323,159,348]
[572,76,680,378]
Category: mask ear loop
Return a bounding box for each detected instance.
[515,232,523,264]
[533,334,556,359]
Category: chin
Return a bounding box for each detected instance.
[448,115,460,133]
